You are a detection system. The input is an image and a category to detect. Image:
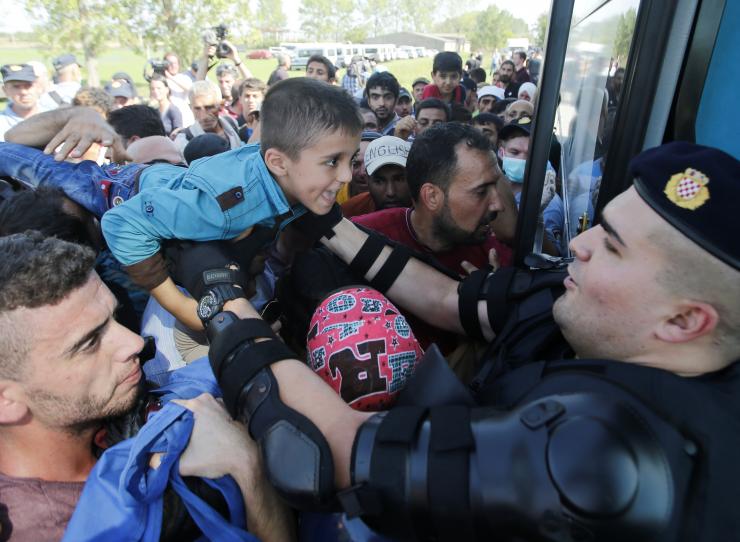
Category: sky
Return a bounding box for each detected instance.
[3,0,551,35]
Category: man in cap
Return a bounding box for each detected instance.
[105,80,136,110]
[51,54,82,104]
[174,141,740,541]
[342,135,412,218]
[477,84,505,114]
[410,76,429,114]
[0,64,40,141]
[394,88,413,118]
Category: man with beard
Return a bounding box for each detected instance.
[498,59,521,99]
[364,71,400,136]
[353,123,512,276]
[0,233,291,541]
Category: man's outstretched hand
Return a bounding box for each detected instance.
[44,108,131,163]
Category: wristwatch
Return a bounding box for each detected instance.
[197,283,244,326]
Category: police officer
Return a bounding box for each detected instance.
[177,142,740,541]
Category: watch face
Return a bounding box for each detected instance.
[198,292,218,321]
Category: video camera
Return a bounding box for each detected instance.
[142,59,170,82]
[202,23,231,59]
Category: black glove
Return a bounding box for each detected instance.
[290,202,343,244]
[165,240,246,300]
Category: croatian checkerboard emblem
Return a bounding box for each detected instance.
[664,168,710,210]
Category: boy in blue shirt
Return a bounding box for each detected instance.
[100,78,362,329]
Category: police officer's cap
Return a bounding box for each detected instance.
[52,54,78,72]
[1,64,37,83]
[631,141,740,270]
[498,115,533,141]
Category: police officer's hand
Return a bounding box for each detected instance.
[165,240,244,300]
[290,203,343,244]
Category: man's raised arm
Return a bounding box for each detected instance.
[5,106,129,163]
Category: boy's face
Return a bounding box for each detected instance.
[431,70,461,97]
[280,130,361,214]
[367,86,397,121]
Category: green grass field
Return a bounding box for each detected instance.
[0,41,434,96]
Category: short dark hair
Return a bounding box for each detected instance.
[432,52,463,74]
[450,103,472,123]
[0,186,95,247]
[515,51,527,62]
[415,98,450,121]
[364,72,400,100]
[107,104,166,140]
[148,73,169,88]
[501,59,515,70]
[261,77,362,159]
[239,77,267,96]
[0,232,96,378]
[307,54,337,80]
[405,122,491,200]
[491,98,514,115]
[472,112,504,131]
[470,67,487,84]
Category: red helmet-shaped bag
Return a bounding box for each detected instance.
[306,287,424,411]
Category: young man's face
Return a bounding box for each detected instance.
[478,96,496,113]
[279,130,360,214]
[553,188,681,365]
[12,274,144,431]
[500,135,529,160]
[191,94,221,132]
[412,82,426,102]
[218,73,236,102]
[4,81,38,112]
[240,89,264,115]
[415,107,447,135]
[431,70,461,97]
[395,98,412,118]
[514,53,524,69]
[474,121,499,148]
[361,110,379,131]
[306,61,331,82]
[367,86,397,122]
[367,164,411,210]
[499,63,514,84]
[432,145,504,246]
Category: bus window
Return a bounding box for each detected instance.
[554,0,640,252]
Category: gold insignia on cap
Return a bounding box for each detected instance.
[9,65,22,71]
[664,168,710,210]
[112,81,121,88]
[519,116,532,124]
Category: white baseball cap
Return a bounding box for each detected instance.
[364,136,411,175]
[477,85,505,101]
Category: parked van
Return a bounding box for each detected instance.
[363,44,395,62]
[338,44,365,67]
[292,43,343,70]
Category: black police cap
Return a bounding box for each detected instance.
[631,141,740,270]
[1,64,36,83]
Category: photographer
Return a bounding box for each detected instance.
[196,26,252,82]
[163,52,193,103]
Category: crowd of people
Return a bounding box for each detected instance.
[0,40,738,542]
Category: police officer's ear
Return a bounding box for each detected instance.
[418,182,444,212]
[656,301,719,345]
[0,381,30,424]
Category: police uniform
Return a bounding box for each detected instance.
[0,64,37,141]
[201,142,740,541]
